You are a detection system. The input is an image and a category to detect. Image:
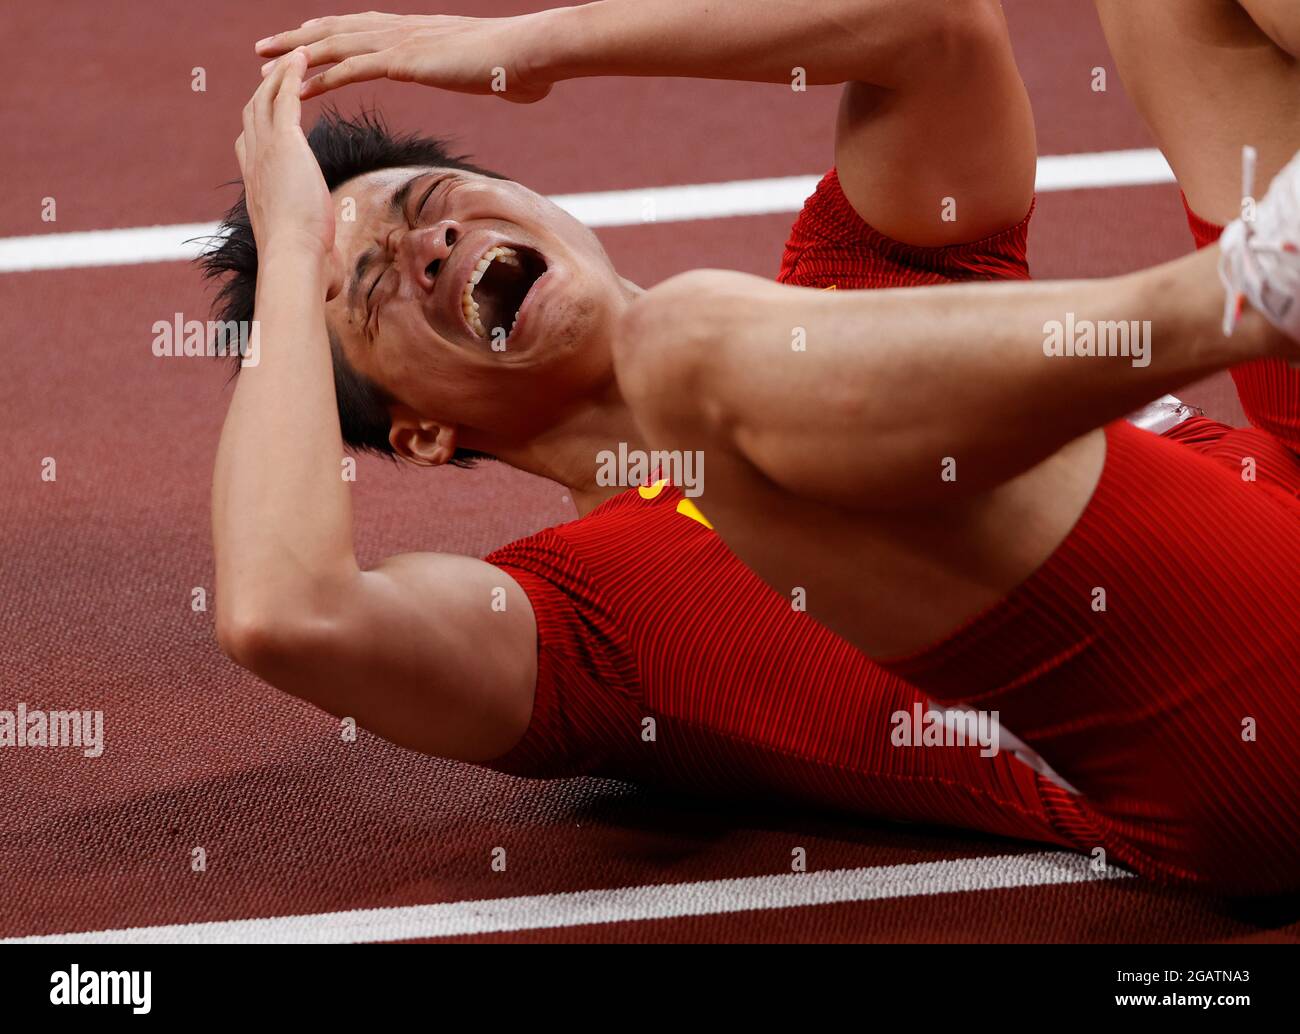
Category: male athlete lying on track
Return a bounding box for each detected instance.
[209,1,1298,895]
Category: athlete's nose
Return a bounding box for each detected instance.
[399,220,460,293]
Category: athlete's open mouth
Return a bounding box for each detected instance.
[459,245,547,342]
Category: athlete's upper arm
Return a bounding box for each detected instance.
[834,0,1036,246]
[234,551,538,763]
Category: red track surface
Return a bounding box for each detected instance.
[1,0,1289,941]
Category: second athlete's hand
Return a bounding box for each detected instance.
[255,11,555,104]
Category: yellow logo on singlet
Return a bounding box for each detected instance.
[638,478,714,529]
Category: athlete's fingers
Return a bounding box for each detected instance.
[240,93,257,164]
[298,51,392,101]
[274,49,307,125]
[253,45,298,128]
[255,14,397,56]
[261,30,400,76]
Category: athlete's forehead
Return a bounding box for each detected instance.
[331,166,435,240]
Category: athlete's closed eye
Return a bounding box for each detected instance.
[366,259,391,318]
[407,172,455,229]
[413,178,441,223]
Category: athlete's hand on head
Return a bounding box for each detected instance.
[255,11,553,104]
[235,48,335,263]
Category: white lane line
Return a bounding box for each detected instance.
[0,148,1174,274]
[1,850,1130,944]
[1034,147,1174,191]
[0,222,223,274]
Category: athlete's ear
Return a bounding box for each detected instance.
[388,403,457,466]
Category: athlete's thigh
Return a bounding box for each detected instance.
[693,429,1105,658]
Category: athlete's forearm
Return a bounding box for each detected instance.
[533,0,961,89]
[212,247,357,634]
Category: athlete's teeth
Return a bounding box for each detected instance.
[460,246,521,339]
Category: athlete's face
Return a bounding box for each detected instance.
[323,167,628,458]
